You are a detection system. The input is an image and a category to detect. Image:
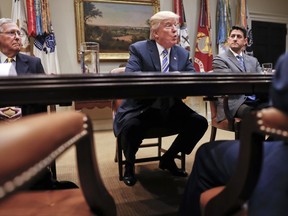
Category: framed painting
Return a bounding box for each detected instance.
[74,0,160,61]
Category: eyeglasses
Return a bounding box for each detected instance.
[0,31,24,37]
[163,23,180,30]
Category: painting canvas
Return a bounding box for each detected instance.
[75,0,160,61]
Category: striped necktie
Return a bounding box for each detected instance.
[236,55,255,100]
[236,55,246,71]
[161,49,169,73]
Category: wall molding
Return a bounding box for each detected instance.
[250,11,288,24]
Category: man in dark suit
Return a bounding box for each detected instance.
[213,25,268,122]
[0,18,77,190]
[0,18,46,116]
[179,52,288,216]
[113,11,208,186]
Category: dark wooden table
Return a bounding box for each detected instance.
[0,72,272,105]
[0,72,273,179]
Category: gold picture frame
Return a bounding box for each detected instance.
[74,0,160,61]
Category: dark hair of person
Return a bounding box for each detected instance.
[229,25,247,38]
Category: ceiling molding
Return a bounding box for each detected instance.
[250,11,288,24]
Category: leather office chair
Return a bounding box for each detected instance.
[205,96,241,141]
[110,67,186,180]
[200,107,288,215]
[0,111,116,216]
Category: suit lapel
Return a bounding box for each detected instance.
[147,41,161,72]
[227,50,245,72]
[242,54,252,72]
[169,46,178,71]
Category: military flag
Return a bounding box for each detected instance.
[194,0,213,72]
[32,0,60,74]
[236,0,253,55]
[216,0,232,54]
[173,0,190,51]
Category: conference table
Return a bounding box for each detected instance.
[0,72,273,105]
[0,72,273,180]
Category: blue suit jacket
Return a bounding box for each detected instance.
[113,40,195,136]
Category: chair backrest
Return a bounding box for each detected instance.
[208,96,237,131]
[0,111,116,215]
[203,107,288,215]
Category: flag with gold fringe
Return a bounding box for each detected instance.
[216,0,232,54]
[236,0,253,56]
[173,0,190,51]
[194,0,213,72]
[29,0,60,74]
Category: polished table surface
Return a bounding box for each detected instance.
[0,72,273,106]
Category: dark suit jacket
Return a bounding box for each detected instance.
[212,49,262,122]
[113,40,195,136]
[16,53,45,75]
[15,53,46,115]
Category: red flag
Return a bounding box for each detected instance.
[174,0,184,24]
[26,0,36,37]
[194,0,213,72]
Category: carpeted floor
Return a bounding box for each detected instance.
[56,126,234,216]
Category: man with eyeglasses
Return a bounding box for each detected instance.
[113,11,208,186]
[0,18,44,76]
[0,18,46,118]
[0,18,78,190]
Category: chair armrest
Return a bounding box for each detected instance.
[76,113,116,215]
[0,111,116,215]
[203,96,235,129]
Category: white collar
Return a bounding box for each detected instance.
[0,52,16,63]
[156,43,171,56]
[229,48,243,58]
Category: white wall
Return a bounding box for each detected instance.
[1,0,287,74]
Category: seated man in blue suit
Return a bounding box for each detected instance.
[113,11,208,186]
[179,52,288,216]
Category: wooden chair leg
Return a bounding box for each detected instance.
[210,126,217,141]
[235,122,241,140]
[158,137,162,157]
[114,142,118,162]
[49,162,57,179]
[181,152,186,171]
[117,138,124,181]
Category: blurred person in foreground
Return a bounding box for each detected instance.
[179,52,288,216]
[113,11,208,187]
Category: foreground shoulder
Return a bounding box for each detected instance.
[18,53,41,62]
[130,40,149,48]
